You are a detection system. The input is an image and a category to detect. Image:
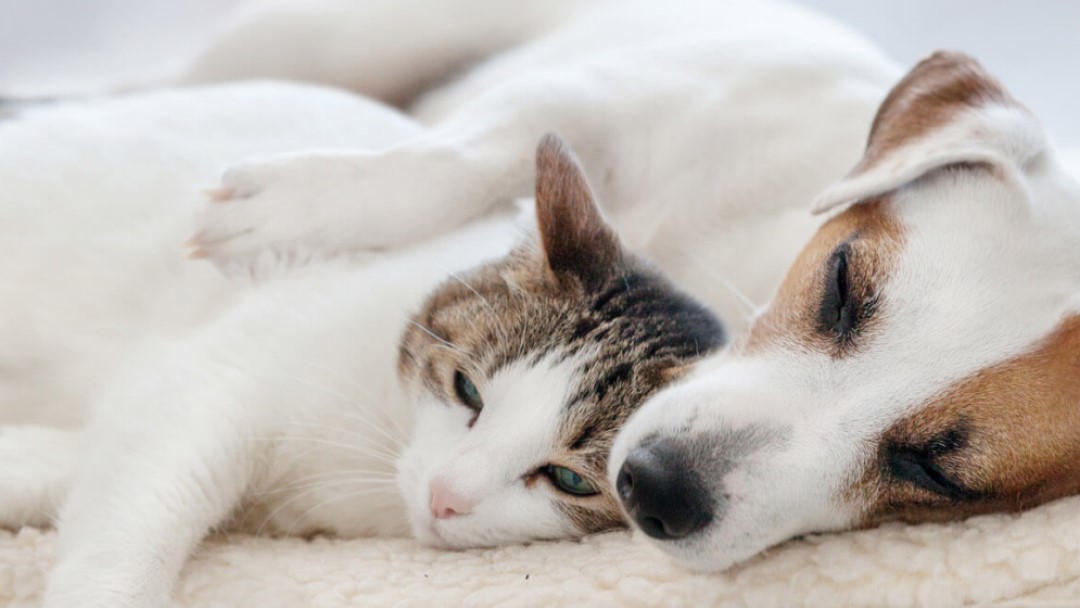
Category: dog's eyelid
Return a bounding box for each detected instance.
[886,441,975,500]
[817,241,857,338]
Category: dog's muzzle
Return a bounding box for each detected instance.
[615,436,715,540]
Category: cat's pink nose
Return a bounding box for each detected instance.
[429,478,473,519]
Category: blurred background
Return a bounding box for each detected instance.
[2,0,1078,142]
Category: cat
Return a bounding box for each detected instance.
[0,87,723,607]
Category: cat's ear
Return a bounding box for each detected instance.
[534,133,621,288]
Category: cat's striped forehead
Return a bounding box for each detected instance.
[398,242,725,532]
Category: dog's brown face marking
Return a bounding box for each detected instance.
[738,199,905,358]
[398,135,725,536]
[850,316,1080,524]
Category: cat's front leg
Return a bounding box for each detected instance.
[43,366,258,608]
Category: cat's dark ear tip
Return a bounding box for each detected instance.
[537,132,567,154]
[536,133,574,175]
[533,132,622,288]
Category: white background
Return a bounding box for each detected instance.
[1,0,1078,143]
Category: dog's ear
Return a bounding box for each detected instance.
[534,133,622,288]
[812,51,1046,214]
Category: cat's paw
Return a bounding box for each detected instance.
[188,147,468,268]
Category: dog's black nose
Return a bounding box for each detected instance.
[616,438,713,540]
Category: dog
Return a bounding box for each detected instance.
[608,54,1080,570]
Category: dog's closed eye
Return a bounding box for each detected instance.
[887,448,969,499]
[819,243,854,337]
[885,429,978,500]
[817,241,878,349]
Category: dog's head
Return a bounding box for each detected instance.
[610,52,1080,571]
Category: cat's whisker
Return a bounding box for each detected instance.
[514,289,531,361]
[257,474,397,498]
[283,486,401,538]
[255,482,341,536]
[253,344,411,447]
[446,271,513,348]
[282,358,413,442]
[273,436,401,466]
[327,410,409,451]
[282,419,404,456]
[254,478,397,537]
[689,253,759,319]
[244,434,401,466]
[289,360,414,442]
[273,373,408,450]
[408,319,472,358]
[275,468,398,485]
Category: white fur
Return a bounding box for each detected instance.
[7,0,1077,603]
[0,86,571,606]
[0,3,900,603]
[180,0,1080,578]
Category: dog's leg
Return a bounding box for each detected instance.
[191,73,630,265]
[43,363,257,608]
[178,0,585,105]
[0,426,79,528]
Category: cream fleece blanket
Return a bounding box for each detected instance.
[3,494,1079,607]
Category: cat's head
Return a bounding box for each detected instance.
[396,135,725,548]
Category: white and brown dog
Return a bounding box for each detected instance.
[609,53,1080,570]
[9,0,1079,578]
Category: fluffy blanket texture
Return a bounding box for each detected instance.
[4,494,1079,607]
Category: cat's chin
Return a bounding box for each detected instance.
[410,517,500,551]
[409,514,458,549]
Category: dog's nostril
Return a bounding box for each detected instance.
[617,438,714,541]
[616,464,634,500]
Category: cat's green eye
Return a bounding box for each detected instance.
[453,371,483,411]
[546,465,599,496]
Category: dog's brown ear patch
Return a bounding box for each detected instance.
[812,51,1038,215]
[535,133,621,288]
[858,51,1013,174]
